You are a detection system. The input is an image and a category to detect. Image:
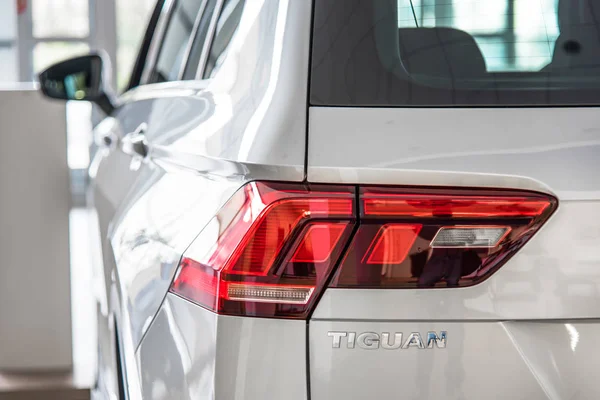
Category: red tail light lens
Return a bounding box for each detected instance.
[170,182,356,318]
[362,224,422,265]
[330,187,557,289]
[291,223,348,263]
[363,192,551,217]
[171,183,557,318]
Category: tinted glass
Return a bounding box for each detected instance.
[202,0,245,79]
[311,0,600,106]
[182,0,217,79]
[39,55,103,101]
[150,0,205,83]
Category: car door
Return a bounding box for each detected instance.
[90,0,219,398]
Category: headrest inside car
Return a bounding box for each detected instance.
[398,27,487,78]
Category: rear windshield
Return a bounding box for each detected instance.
[311,0,600,106]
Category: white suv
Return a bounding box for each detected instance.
[40,0,600,399]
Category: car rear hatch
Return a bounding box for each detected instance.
[306,0,600,398]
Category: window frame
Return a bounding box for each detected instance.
[126,0,229,92]
[139,0,176,85]
[139,0,220,86]
[126,0,167,91]
[178,0,220,80]
[199,0,245,80]
[193,0,224,80]
[176,0,210,80]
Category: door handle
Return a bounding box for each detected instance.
[121,123,149,171]
[121,123,149,159]
[93,117,119,152]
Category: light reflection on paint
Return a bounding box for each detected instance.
[565,323,579,352]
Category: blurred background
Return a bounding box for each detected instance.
[1,0,155,202]
[0,2,156,398]
[2,0,156,89]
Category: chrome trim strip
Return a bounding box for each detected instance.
[140,0,176,84]
[195,0,225,80]
[178,0,208,81]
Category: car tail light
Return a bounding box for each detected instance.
[330,187,557,289]
[170,183,557,318]
[170,182,356,318]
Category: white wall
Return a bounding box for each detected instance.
[0,0,18,82]
[0,1,17,41]
[0,88,72,370]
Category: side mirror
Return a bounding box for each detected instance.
[38,53,115,115]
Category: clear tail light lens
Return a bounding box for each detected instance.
[170,183,557,318]
[430,226,511,248]
[330,187,557,289]
[170,182,356,318]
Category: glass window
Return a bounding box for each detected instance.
[397,0,559,72]
[33,42,90,74]
[0,47,18,83]
[0,0,18,83]
[116,0,157,92]
[32,0,89,38]
[149,0,206,83]
[182,0,217,80]
[0,1,17,41]
[311,0,600,107]
[202,0,245,79]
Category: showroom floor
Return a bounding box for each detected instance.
[0,209,95,400]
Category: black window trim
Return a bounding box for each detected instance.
[139,0,177,85]
[194,0,225,80]
[141,0,214,85]
[177,0,210,81]
[199,0,246,80]
[125,0,228,94]
[126,0,166,91]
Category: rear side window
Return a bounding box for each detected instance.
[311,0,600,106]
[182,0,217,80]
[202,0,245,79]
[149,0,205,83]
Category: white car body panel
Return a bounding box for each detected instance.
[306,106,600,398]
[307,107,600,200]
[309,320,600,400]
[89,1,312,399]
[58,0,600,399]
[137,293,307,400]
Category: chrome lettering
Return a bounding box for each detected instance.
[328,331,446,349]
[347,332,356,349]
[426,331,447,349]
[401,332,425,349]
[381,332,403,350]
[357,332,379,349]
[328,331,347,348]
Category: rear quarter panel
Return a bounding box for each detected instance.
[99,0,313,398]
[137,293,307,400]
